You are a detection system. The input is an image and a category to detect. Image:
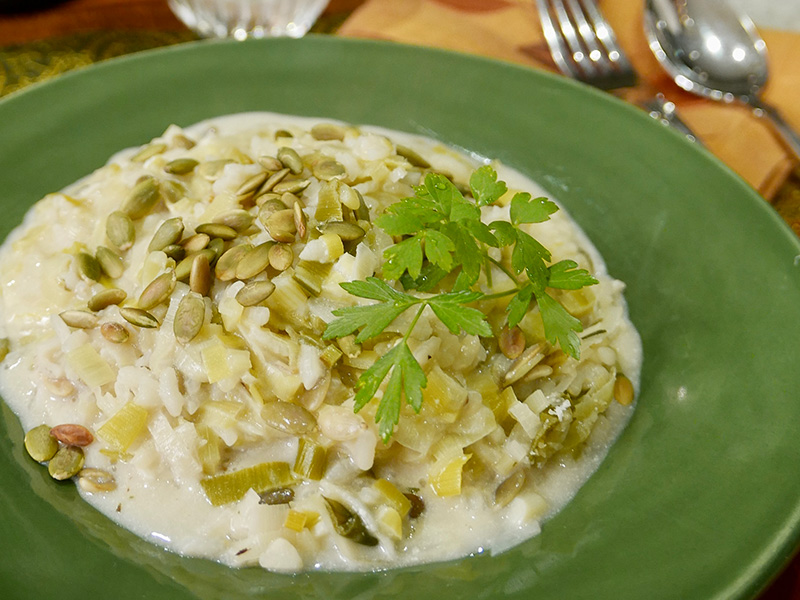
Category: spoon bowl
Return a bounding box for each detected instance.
[644,0,800,159]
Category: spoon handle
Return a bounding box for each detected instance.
[641,94,704,146]
[749,98,800,161]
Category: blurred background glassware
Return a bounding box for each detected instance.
[168,0,330,40]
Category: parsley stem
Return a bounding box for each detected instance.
[480,288,519,302]
[403,303,428,343]
[487,255,519,285]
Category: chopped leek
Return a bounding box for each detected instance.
[293,438,326,480]
[374,478,411,517]
[430,454,471,498]
[284,509,308,532]
[97,402,149,452]
[66,344,115,388]
[200,461,294,507]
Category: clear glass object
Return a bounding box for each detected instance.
[168,0,330,40]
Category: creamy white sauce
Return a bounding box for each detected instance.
[0,113,641,572]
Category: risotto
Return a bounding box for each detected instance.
[0,113,641,571]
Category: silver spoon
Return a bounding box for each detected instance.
[644,0,800,159]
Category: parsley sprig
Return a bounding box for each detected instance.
[323,165,597,441]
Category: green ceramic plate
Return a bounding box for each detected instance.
[0,37,798,600]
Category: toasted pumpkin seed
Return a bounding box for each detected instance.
[78,468,117,493]
[24,424,59,462]
[257,198,287,226]
[234,171,268,198]
[162,244,186,262]
[123,176,161,219]
[100,322,129,343]
[614,374,635,406]
[190,253,211,295]
[319,221,365,242]
[164,158,198,175]
[96,246,125,279]
[76,251,102,282]
[130,142,167,163]
[262,401,316,435]
[161,180,188,203]
[236,242,273,280]
[354,189,370,222]
[207,237,225,263]
[499,326,526,359]
[396,144,431,168]
[275,129,293,139]
[293,201,308,240]
[176,249,216,281]
[213,209,254,232]
[313,159,346,181]
[88,288,127,312]
[198,158,233,181]
[60,310,98,329]
[173,292,205,344]
[119,307,159,328]
[50,423,94,447]
[264,209,296,243]
[214,244,252,281]
[0,338,9,362]
[195,222,238,241]
[277,147,304,174]
[258,487,294,505]
[257,167,290,195]
[138,271,176,310]
[148,217,184,252]
[182,233,210,253]
[502,343,545,386]
[48,446,85,481]
[494,469,526,508]
[106,211,135,251]
[311,123,346,141]
[268,244,293,271]
[258,155,283,171]
[235,280,276,306]
[255,192,282,208]
[43,377,75,397]
[172,134,196,149]
[273,178,310,195]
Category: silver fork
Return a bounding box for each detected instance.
[537,0,701,143]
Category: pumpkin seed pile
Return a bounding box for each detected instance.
[24,422,115,490]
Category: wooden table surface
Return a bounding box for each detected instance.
[0,1,798,599]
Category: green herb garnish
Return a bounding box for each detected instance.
[323,165,597,441]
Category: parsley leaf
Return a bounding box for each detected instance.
[547,260,598,290]
[354,341,427,442]
[470,165,508,206]
[536,291,583,358]
[506,283,534,329]
[326,165,600,441]
[509,192,558,225]
[427,291,492,337]
[323,278,419,343]
[383,235,424,280]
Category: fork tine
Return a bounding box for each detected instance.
[551,0,599,79]
[564,0,608,74]
[536,0,580,79]
[579,0,635,74]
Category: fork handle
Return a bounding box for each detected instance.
[640,94,704,146]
